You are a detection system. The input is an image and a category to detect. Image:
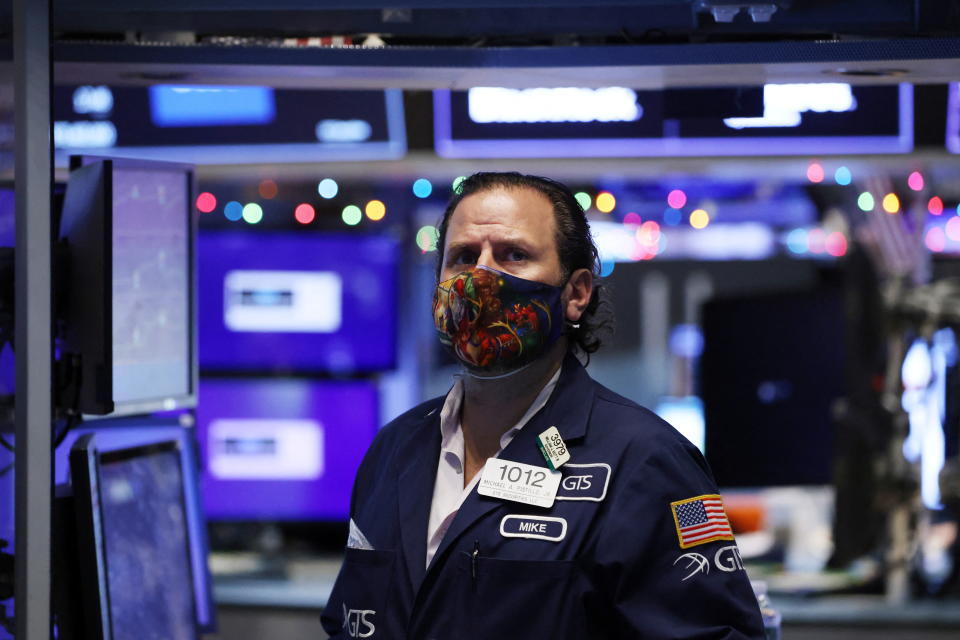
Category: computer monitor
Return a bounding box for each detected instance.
[58,156,197,415]
[197,231,398,374]
[700,288,846,487]
[55,417,215,633]
[70,436,199,640]
[196,377,378,521]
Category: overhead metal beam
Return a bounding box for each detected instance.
[52,37,960,90]
[42,0,933,38]
[14,0,52,638]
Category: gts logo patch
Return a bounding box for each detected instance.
[555,463,611,501]
[342,604,376,638]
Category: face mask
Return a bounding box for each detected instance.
[433,265,564,376]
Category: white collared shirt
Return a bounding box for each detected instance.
[424,368,562,568]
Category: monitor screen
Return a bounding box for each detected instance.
[196,378,378,521]
[70,438,198,640]
[198,231,398,373]
[700,289,845,487]
[112,166,191,405]
[60,157,197,416]
[435,83,912,157]
[56,418,215,633]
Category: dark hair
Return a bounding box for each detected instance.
[436,171,613,354]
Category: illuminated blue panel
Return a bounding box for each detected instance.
[947,83,960,154]
[150,85,276,127]
[198,232,398,373]
[196,378,379,521]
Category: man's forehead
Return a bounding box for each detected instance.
[448,186,554,231]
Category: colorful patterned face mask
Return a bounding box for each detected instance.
[433,265,564,375]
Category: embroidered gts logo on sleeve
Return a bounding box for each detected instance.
[343,604,376,638]
[670,494,734,549]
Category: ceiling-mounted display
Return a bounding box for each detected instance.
[54,85,406,165]
[435,83,912,157]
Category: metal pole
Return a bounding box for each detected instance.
[13,0,52,637]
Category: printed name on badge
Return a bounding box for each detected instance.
[499,514,567,542]
[536,426,571,470]
[478,459,562,508]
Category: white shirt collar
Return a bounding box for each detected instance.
[438,365,563,456]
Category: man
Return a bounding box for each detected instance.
[322,173,765,639]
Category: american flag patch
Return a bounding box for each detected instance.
[670,494,734,549]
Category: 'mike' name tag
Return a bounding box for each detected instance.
[500,515,567,542]
[478,459,562,508]
[536,426,571,470]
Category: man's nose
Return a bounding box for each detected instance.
[475,249,498,271]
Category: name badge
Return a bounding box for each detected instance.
[478,459,561,508]
[500,515,567,542]
[555,463,611,502]
[536,426,570,470]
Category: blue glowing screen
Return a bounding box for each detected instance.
[196,378,379,521]
[150,86,276,128]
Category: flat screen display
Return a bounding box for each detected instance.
[112,167,191,404]
[57,419,216,633]
[54,85,406,165]
[196,378,379,521]
[198,231,398,373]
[700,289,845,487]
[435,83,912,157]
[62,156,196,416]
[97,444,196,640]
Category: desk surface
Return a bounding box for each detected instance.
[213,557,960,628]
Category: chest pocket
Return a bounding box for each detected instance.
[321,548,396,639]
[462,556,591,640]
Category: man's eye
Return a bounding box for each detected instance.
[451,251,476,265]
[506,249,528,262]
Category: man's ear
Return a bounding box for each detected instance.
[564,268,594,322]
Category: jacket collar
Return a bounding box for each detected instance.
[538,351,594,443]
[394,402,443,593]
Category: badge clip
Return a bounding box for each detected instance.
[537,426,570,470]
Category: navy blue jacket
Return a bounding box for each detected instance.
[322,356,765,639]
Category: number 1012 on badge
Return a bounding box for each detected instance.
[478,459,562,508]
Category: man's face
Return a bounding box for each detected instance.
[440,187,563,286]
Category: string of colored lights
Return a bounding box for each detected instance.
[192,166,960,258]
